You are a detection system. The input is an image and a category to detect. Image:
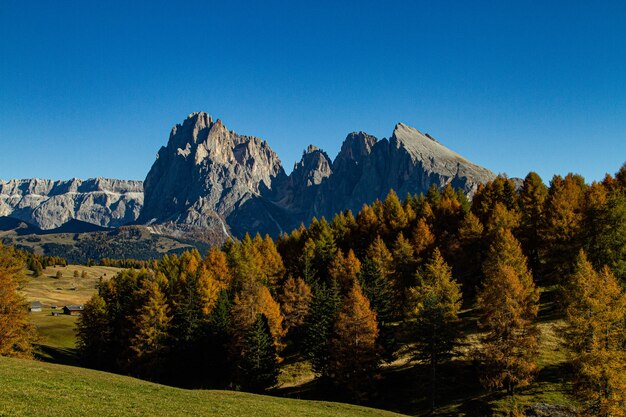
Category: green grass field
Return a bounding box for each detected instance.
[0,357,405,417]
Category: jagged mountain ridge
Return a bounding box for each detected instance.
[140,112,496,241]
[0,178,143,230]
[1,113,497,243]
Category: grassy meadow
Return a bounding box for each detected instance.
[20,264,122,306]
[20,265,122,364]
[0,357,405,417]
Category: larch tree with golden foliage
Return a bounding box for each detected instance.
[564,251,626,417]
[328,249,361,293]
[129,277,171,379]
[230,282,285,356]
[328,281,380,400]
[477,228,540,396]
[409,248,462,411]
[0,245,36,358]
[279,277,312,334]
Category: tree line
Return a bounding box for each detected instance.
[1,165,624,414]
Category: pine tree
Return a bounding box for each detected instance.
[300,238,317,286]
[584,185,626,282]
[455,212,485,298]
[328,281,379,400]
[392,232,416,303]
[129,278,171,379]
[477,229,540,395]
[76,293,110,369]
[235,314,279,392]
[564,251,626,416]
[359,258,397,358]
[304,280,342,376]
[0,245,36,358]
[409,248,462,410]
[519,172,548,273]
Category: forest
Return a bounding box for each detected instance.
[2,166,626,416]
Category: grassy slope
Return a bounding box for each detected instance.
[20,265,122,306]
[0,357,405,417]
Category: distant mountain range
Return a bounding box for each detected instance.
[1,112,496,246]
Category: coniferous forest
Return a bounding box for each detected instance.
[2,167,626,416]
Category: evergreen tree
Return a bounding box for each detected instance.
[300,238,317,286]
[204,290,233,387]
[584,185,626,282]
[455,212,485,298]
[392,232,416,303]
[519,172,548,273]
[409,248,462,410]
[235,314,279,392]
[359,258,397,358]
[304,280,342,376]
[328,281,379,400]
[76,293,110,369]
[564,251,626,416]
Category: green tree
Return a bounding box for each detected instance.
[234,314,279,392]
[409,249,462,410]
[519,172,548,273]
[584,185,626,282]
[76,294,110,369]
[304,281,342,376]
[359,258,397,358]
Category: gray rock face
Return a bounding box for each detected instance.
[0,178,143,229]
[1,113,497,241]
[139,112,289,239]
[141,113,496,242]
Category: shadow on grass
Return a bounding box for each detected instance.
[35,344,79,366]
[274,359,494,417]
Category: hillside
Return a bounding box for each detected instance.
[0,225,206,264]
[0,357,405,417]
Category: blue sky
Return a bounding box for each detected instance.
[1,1,625,183]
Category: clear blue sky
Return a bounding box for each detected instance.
[1,1,625,183]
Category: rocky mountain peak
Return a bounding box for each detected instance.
[140,113,287,238]
[291,146,332,187]
[333,131,378,170]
